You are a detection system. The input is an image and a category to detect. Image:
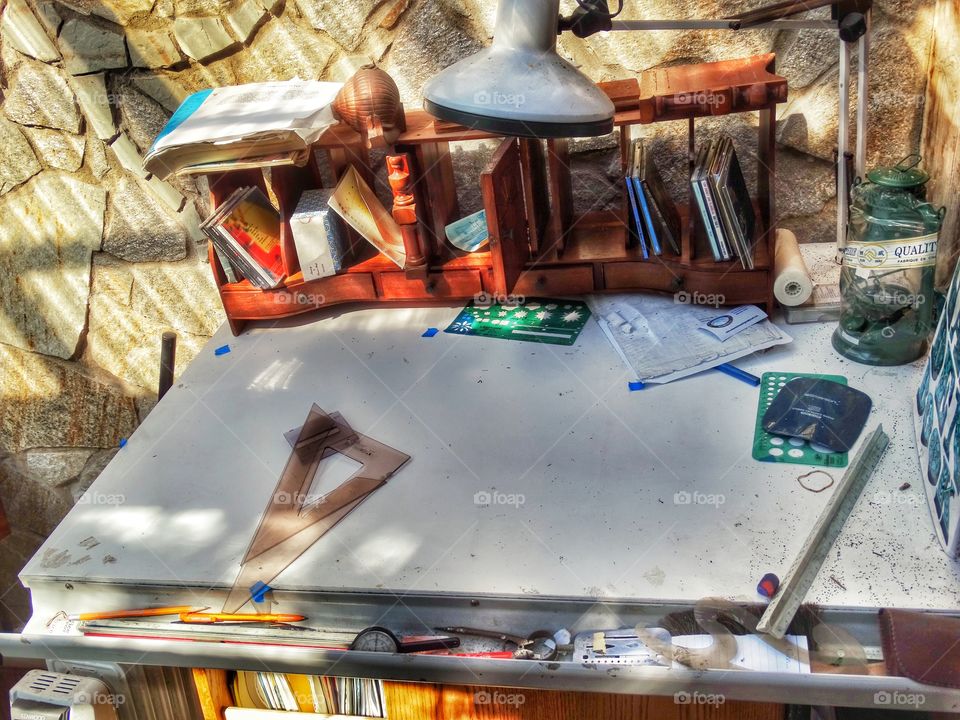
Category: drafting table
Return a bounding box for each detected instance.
[7,283,960,711]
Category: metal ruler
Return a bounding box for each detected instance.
[757,425,890,639]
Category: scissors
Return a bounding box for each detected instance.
[436,626,558,660]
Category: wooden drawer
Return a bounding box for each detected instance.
[603,262,679,293]
[221,273,377,318]
[512,266,595,296]
[604,262,771,305]
[379,270,482,300]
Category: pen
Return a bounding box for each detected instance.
[67,606,197,621]
[714,363,761,387]
[179,611,307,624]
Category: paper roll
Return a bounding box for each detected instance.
[774,229,814,306]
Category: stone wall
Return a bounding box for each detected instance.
[0,0,936,629]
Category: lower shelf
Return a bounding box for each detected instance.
[211,224,774,336]
[194,668,785,720]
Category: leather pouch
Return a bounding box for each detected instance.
[879,608,960,688]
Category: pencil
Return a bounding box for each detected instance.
[179,611,306,624]
[68,606,196,621]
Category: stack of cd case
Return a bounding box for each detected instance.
[625,139,682,259]
[690,134,756,268]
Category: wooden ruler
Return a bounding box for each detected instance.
[757,425,890,639]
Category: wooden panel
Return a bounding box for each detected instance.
[632,54,787,124]
[219,273,377,319]
[482,138,528,295]
[519,139,550,255]
[271,161,323,277]
[604,262,771,307]
[379,270,482,300]
[192,668,231,720]
[922,0,960,288]
[604,261,682,294]
[413,141,460,255]
[514,266,595,297]
[544,139,573,255]
[384,682,783,720]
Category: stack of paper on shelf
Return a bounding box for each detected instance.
[144,81,342,179]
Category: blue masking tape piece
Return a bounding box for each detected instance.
[250,581,271,603]
[628,381,645,391]
[214,344,231,356]
[422,328,439,338]
[119,438,128,448]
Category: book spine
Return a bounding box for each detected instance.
[634,177,661,255]
[211,227,272,289]
[690,176,722,262]
[701,177,731,261]
[625,176,649,260]
[644,183,679,255]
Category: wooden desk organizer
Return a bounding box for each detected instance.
[207,54,787,335]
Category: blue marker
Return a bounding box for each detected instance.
[714,363,761,386]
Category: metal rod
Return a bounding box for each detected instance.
[854,8,871,177]
[837,39,851,255]
[609,18,836,31]
[158,331,177,401]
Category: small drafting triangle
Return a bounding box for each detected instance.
[223,404,409,612]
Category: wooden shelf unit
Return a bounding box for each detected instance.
[207,54,787,335]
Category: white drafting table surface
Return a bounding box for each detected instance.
[21,303,960,610]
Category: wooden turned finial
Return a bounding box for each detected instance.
[386,153,427,272]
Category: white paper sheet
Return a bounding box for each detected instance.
[587,293,791,384]
[151,81,341,153]
[672,634,811,673]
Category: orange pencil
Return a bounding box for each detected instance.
[179,611,306,624]
[68,606,197,621]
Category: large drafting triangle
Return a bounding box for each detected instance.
[224,404,410,612]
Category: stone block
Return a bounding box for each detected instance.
[3,59,81,132]
[173,15,236,61]
[21,127,85,172]
[0,117,41,195]
[0,0,60,62]
[69,72,117,141]
[59,18,128,75]
[127,27,181,68]
[0,172,106,359]
[104,174,187,262]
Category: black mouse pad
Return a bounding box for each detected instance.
[762,377,872,452]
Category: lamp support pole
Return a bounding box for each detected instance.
[494,0,560,52]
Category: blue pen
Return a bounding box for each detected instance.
[714,363,761,386]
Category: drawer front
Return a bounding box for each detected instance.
[603,262,678,293]
[221,273,377,318]
[379,270,482,300]
[604,262,770,305]
[512,266,595,297]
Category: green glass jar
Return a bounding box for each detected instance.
[832,156,944,365]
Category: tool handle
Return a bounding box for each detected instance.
[398,636,461,653]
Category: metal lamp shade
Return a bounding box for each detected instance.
[422,0,615,138]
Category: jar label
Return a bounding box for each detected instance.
[841,234,939,269]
